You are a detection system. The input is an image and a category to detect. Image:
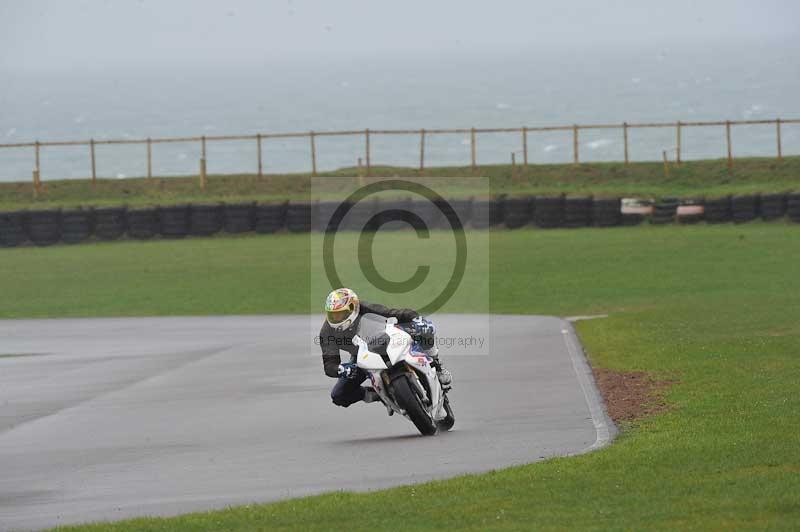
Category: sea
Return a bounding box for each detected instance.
[1,42,799,182]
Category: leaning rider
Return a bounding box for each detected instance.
[319,287,452,408]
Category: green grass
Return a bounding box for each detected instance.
[2,155,799,211]
[3,223,793,530]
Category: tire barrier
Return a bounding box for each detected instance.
[447,198,472,229]
[61,208,93,244]
[592,198,622,227]
[564,197,592,228]
[2,191,799,250]
[789,193,800,223]
[127,208,159,240]
[94,207,127,240]
[190,204,224,237]
[676,199,704,225]
[503,197,532,229]
[223,203,256,234]
[255,202,287,234]
[704,197,731,224]
[760,193,786,221]
[650,198,679,225]
[731,194,759,224]
[314,200,344,232]
[345,199,379,231]
[369,198,413,231]
[470,199,494,229]
[159,204,190,238]
[534,196,565,229]
[26,209,62,246]
[0,211,27,247]
[286,202,312,233]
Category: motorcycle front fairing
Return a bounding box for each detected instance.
[354,314,447,421]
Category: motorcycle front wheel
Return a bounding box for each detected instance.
[392,374,438,436]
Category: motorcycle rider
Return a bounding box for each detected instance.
[320,287,452,408]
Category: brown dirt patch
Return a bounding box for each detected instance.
[592,368,676,424]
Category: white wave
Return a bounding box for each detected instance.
[543,144,558,153]
[586,139,612,150]
[495,102,511,110]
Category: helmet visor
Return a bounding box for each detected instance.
[326,309,351,325]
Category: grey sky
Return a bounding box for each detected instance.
[1,0,798,70]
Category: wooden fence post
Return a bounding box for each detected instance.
[90,138,97,187]
[623,122,629,165]
[257,133,263,177]
[146,137,152,179]
[199,135,207,191]
[365,128,371,176]
[419,129,426,171]
[522,127,528,168]
[676,121,682,165]
[662,150,670,179]
[572,125,579,164]
[470,127,476,170]
[776,118,783,161]
[309,131,317,176]
[725,121,733,171]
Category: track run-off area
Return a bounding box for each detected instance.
[0,315,613,531]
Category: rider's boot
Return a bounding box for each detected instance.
[362,387,393,416]
[425,346,452,389]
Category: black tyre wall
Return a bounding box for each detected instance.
[470,199,493,229]
[564,197,592,228]
[127,208,159,239]
[704,197,731,224]
[760,193,786,221]
[94,207,127,240]
[255,203,287,233]
[190,204,223,236]
[592,198,621,227]
[503,197,532,229]
[534,196,565,228]
[0,211,27,247]
[160,205,190,238]
[26,210,62,246]
[731,195,759,224]
[286,202,312,233]
[788,193,800,223]
[223,203,256,233]
[651,198,679,225]
[61,208,93,244]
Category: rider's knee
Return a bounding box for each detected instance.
[331,389,351,407]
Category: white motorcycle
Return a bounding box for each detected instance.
[353,313,454,436]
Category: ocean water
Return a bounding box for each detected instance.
[1,42,799,182]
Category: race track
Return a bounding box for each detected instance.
[0,315,614,531]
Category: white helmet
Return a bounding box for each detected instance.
[325,288,360,331]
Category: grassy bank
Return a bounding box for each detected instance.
[2,155,798,211]
[4,224,792,530]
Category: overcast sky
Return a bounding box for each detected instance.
[1,0,798,70]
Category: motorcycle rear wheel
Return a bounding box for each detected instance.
[392,374,438,436]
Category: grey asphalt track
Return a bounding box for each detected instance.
[0,315,614,531]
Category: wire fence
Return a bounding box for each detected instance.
[1,117,798,196]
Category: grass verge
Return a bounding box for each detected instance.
[2,224,792,530]
[1,155,798,211]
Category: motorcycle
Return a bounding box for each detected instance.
[353,313,454,436]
